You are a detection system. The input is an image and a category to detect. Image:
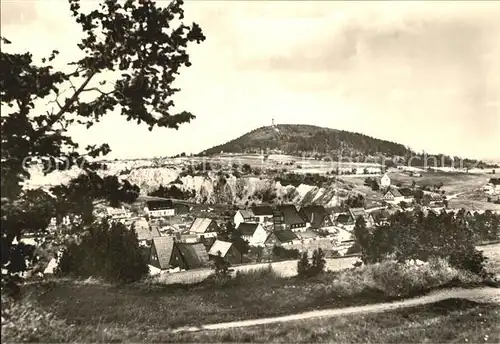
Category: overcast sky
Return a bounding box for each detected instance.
[1,1,499,160]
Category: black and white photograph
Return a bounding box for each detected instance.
[1,0,499,343]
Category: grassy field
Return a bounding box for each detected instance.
[165,299,500,343]
[388,171,498,194]
[449,198,500,212]
[20,258,486,331]
[481,244,500,276]
[153,256,360,285]
[4,246,498,343]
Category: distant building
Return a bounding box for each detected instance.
[106,206,130,219]
[189,217,220,239]
[250,205,274,223]
[334,213,355,231]
[236,223,268,246]
[233,209,258,228]
[131,217,161,246]
[149,236,209,270]
[299,205,334,230]
[348,208,375,228]
[275,204,307,232]
[383,188,405,203]
[144,200,175,218]
[208,240,243,265]
[264,230,300,247]
[174,232,199,244]
[380,173,391,188]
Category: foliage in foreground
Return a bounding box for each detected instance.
[3,258,495,343]
[297,249,326,278]
[57,220,148,283]
[1,0,205,295]
[165,299,500,343]
[353,210,494,275]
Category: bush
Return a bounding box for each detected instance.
[356,210,489,276]
[272,245,299,260]
[321,258,483,298]
[297,252,310,277]
[1,299,73,343]
[297,249,326,278]
[57,220,149,283]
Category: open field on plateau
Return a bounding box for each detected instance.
[177,154,383,173]
[388,171,499,194]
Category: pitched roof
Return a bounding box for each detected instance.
[208,240,233,257]
[176,243,209,269]
[349,207,367,220]
[238,209,255,219]
[277,204,306,226]
[146,200,174,210]
[386,188,403,197]
[133,218,161,241]
[336,213,353,224]
[189,218,216,233]
[237,222,260,236]
[399,188,414,197]
[250,205,274,216]
[273,230,298,243]
[152,236,175,269]
[299,205,328,229]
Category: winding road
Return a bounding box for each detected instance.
[171,287,500,333]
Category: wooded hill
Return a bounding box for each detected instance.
[201,124,408,158]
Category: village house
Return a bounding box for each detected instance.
[264,229,300,247]
[144,200,175,218]
[176,243,210,269]
[149,236,209,270]
[189,217,220,239]
[250,205,274,223]
[275,204,308,232]
[348,208,376,228]
[174,232,199,244]
[334,213,356,231]
[380,173,391,188]
[299,205,335,231]
[106,206,131,219]
[483,178,500,195]
[399,188,415,203]
[236,222,268,246]
[208,240,243,265]
[383,188,405,203]
[233,209,258,228]
[131,217,161,246]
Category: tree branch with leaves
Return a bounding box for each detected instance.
[1,0,205,295]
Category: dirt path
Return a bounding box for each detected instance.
[171,287,500,333]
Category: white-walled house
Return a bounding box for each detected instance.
[144,200,175,218]
[234,209,258,228]
[189,217,220,239]
[250,205,274,223]
[106,206,131,219]
[383,188,405,203]
[380,173,391,188]
[236,223,268,246]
